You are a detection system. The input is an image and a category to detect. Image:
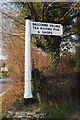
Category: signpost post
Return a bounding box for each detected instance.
[24,16,33,100]
[24,16,63,101]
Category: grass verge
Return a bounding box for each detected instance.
[40,101,79,119]
[0,94,3,120]
[2,97,79,119]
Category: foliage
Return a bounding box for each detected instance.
[2,99,79,119]
[3,2,80,75]
[13,2,80,64]
[4,32,24,82]
[32,68,47,101]
[75,45,80,68]
[40,101,79,118]
[1,71,8,78]
[2,2,80,117]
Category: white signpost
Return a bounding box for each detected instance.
[31,21,63,36]
[24,16,63,100]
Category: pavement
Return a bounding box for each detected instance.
[0,78,10,95]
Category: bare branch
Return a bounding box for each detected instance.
[59,1,80,21]
[0,10,24,26]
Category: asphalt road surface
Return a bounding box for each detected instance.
[0,78,10,94]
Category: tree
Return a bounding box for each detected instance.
[2,2,80,63]
[18,2,80,63]
[2,2,80,105]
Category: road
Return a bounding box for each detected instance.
[0,78,10,94]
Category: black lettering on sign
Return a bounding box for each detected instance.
[40,27,52,30]
[55,25,60,28]
[50,24,60,28]
[50,25,54,27]
[33,26,36,29]
[40,27,43,29]
[33,22,48,27]
[53,28,59,31]
[33,23,35,25]
[33,26,39,30]
[37,27,39,29]
[42,31,52,34]
[37,31,40,33]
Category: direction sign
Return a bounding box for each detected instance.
[31,21,63,36]
[24,17,63,100]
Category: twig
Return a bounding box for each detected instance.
[59,0,80,21]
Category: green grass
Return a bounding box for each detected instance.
[0,95,3,119]
[5,98,33,112]
[40,101,79,119]
[0,95,2,101]
[2,97,79,119]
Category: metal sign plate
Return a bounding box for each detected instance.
[31,21,63,36]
